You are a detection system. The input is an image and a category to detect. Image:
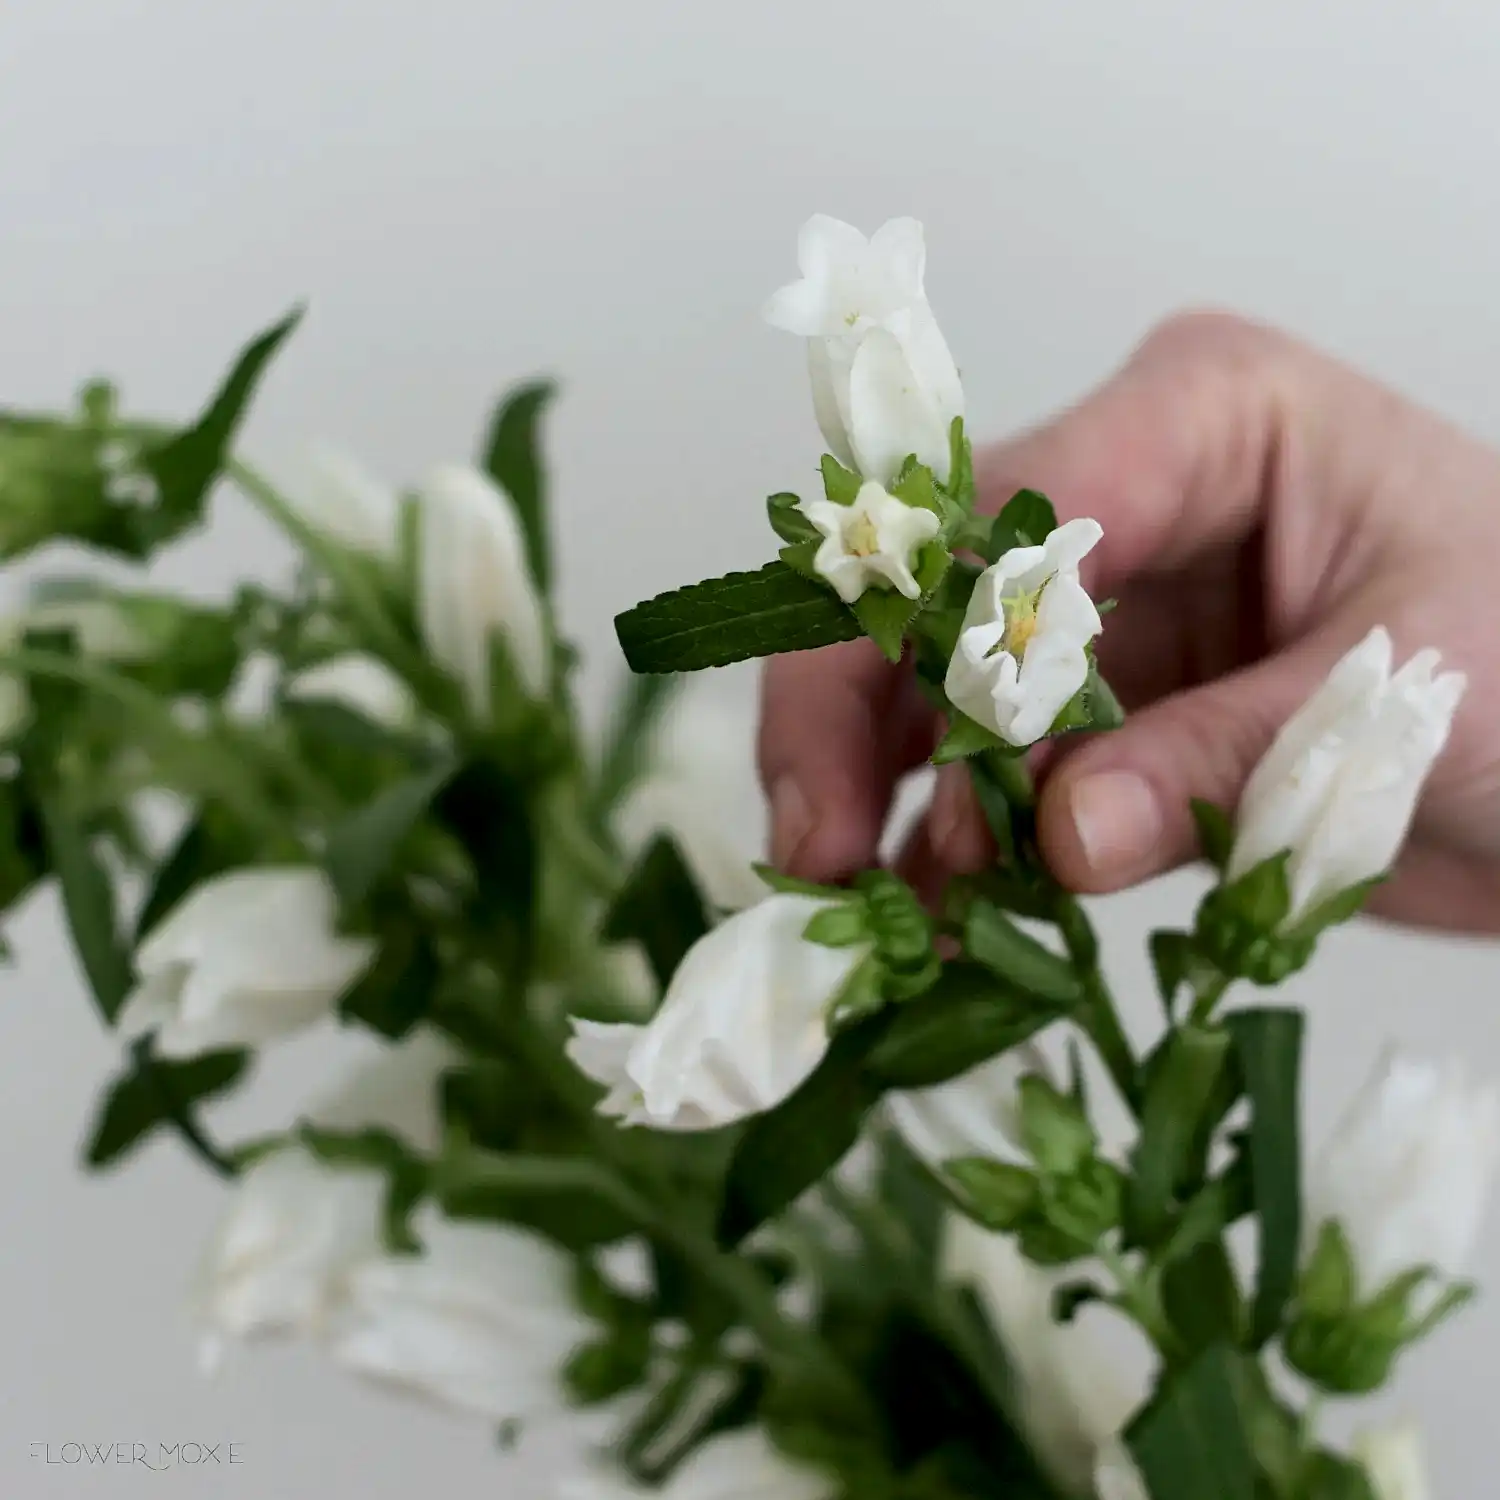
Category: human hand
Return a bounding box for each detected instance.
[758,311,1500,933]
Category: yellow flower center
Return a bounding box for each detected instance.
[997,579,1049,659]
[846,510,881,558]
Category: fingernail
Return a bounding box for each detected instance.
[770,776,815,870]
[1069,771,1162,879]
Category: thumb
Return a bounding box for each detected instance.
[1036,631,1354,892]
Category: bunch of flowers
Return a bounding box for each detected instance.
[2,214,1490,1500]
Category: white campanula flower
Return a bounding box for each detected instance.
[557,1427,834,1500]
[416,464,549,717]
[566,894,869,1131]
[1354,1420,1431,1500]
[944,517,1104,748]
[1226,627,1466,920]
[195,1028,457,1369]
[799,479,940,605]
[765,215,964,485]
[286,652,419,727]
[331,1206,595,1424]
[884,1044,1049,1171]
[116,867,376,1057]
[1309,1047,1500,1298]
[942,1214,1147,1498]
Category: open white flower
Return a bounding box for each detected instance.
[1354,1420,1431,1500]
[1226,626,1466,921]
[1309,1046,1500,1297]
[286,652,418,727]
[331,1206,594,1423]
[567,893,868,1130]
[116,867,376,1057]
[799,479,940,604]
[558,1427,833,1500]
[944,517,1104,748]
[195,1029,458,1369]
[885,1044,1048,1171]
[416,464,549,716]
[765,215,963,484]
[942,1214,1147,1498]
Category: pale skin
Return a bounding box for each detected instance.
[758,310,1500,935]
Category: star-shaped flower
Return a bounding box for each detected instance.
[800,480,941,604]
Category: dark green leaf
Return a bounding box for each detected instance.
[86,1049,249,1168]
[865,961,1065,1088]
[984,489,1057,561]
[964,761,1017,864]
[0,774,49,912]
[820,454,862,505]
[767,491,819,544]
[1127,1025,1233,1247]
[1300,1452,1379,1500]
[932,713,1007,764]
[717,1016,887,1246]
[1149,930,1198,1014]
[140,308,302,549]
[480,378,556,594]
[852,586,918,664]
[41,795,132,1022]
[323,757,457,910]
[1126,1344,1255,1500]
[1162,1240,1244,1355]
[1226,1008,1304,1345]
[433,760,538,938]
[963,899,1081,1004]
[593,670,682,818]
[339,919,439,1039]
[601,834,709,992]
[280,696,434,764]
[1191,800,1235,871]
[614,562,860,674]
[133,811,246,943]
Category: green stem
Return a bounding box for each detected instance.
[133,1040,238,1180]
[1054,892,1140,1116]
[1188,970,1231,1026]
[981,747,1036,808]
[1097,1241,1179,1358]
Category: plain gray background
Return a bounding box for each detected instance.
[2,0,1499,1494]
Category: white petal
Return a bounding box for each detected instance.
[287,653,417,726]
[806,340,856,468]
[885,1046,1043,1168]
[1094,1440,1152,1500]
[868,217,927,301]
[895,300,964,431]
[847,328,952,484]
[797,213,870,283]
[944,621,1015,740]
[1040,517,1105,575]
[310,1028,460,1152]
[114,966,185,1040]
[1354,1420,1431,1500]
[299,449,401,559]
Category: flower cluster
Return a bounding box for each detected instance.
[3,216,1489,1500]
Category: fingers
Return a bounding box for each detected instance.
[1035,626,1367,892]
[758,638,933,881]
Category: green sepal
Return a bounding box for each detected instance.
[984,488,1058,562]
[944,1158,1038,1231]
[767,491,819,544]
[1191,799,1235,870]
[820,453,862,505]
[802,902,871,949]
[1018,1075,1095,1176]
[933,713,1009,764]
[945,418,975,512]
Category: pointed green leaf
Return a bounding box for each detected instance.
[339,919,439,1040]
[1162,1239,1245,1355]
[1226,1007,1304,1345]
[1126,1344,1255,1500]
[1191,800,1235,871]
[985,489,1057,561]
[86,1048,249,1169]
[963,898,1082,1004]
[933,713,1008,764]
[323,757,458,910]
[820,454,862,505]
[615,562,859,674]
[140,308,302,550]
[40,795,132,1022]
[890,462,942,517]
[601,834,709,992]
[481,378,557,594]
[767,491,818,544]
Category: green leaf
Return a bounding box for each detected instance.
[323,757,458,910]
[853,542,952,664]
[1191,800,1235,871]
[1149,930,1222,1017]
[433,760,538,941]
[86,1048,249,1169]
[963,899,1082,1004]
[945,1159,1038,1230]
[280,696,434,764]
[139,308,302,551]
[802,902,869,948]
[932,713,1008,764]
[1127,1025,1233,1247]
[615,561,859,674]
[40,795,132,1022]
[602,834,710,992]
[1018,1075,1095,1176]
[946,418,975,511]
[133,809,250,943]
[717,1015,886,1246]
[820,454,862,505]
[1226,1007,1304,1346]
[480,378,556,594]
[750,862,839,899]
[1126,1344,1255,1500]
[865,961,1066,1089]
[339,919,439,1040]
[984,489,1057,561]
[766,491,818,544]
[889,461,943,518]
[1299,1452,1379,1500]
[1162,1240,1244,1355]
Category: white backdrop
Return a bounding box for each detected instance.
[2,1,1499,1494]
